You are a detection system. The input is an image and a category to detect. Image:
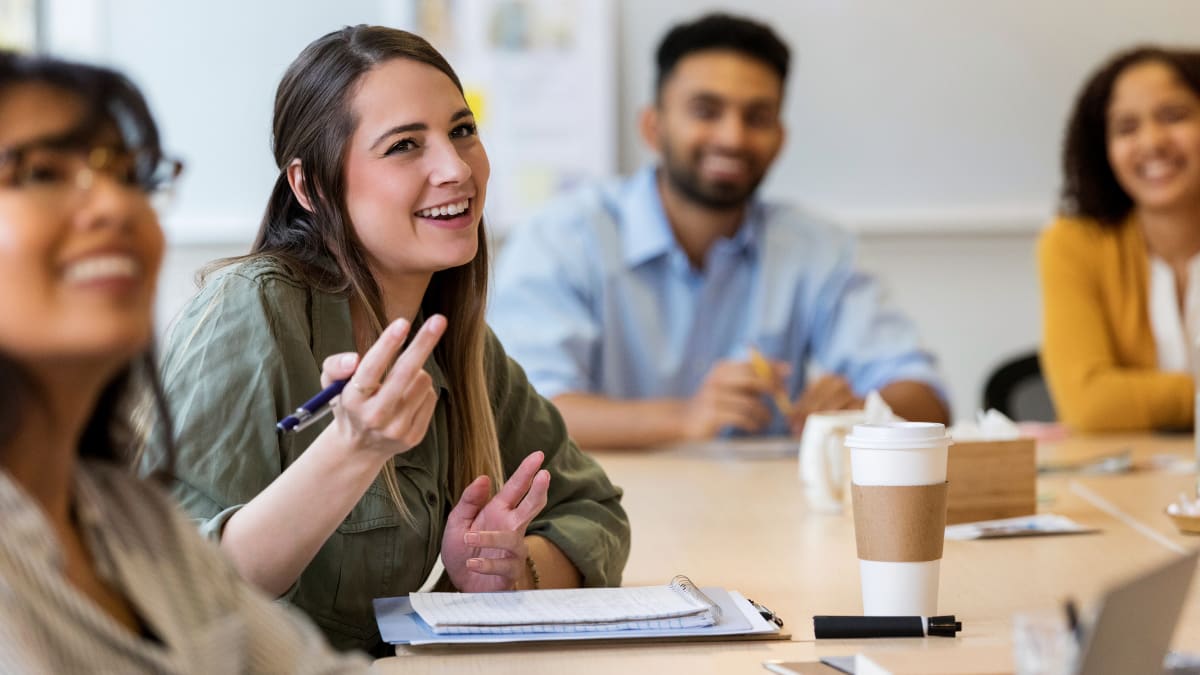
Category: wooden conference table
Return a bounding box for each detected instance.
[374,433,1200,674]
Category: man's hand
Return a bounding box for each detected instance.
[680,359,781,439]
[788,374,864,435]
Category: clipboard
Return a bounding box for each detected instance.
[375,585,790,647]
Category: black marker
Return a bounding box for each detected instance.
[813,615,962,639]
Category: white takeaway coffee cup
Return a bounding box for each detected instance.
[845,422,952,616]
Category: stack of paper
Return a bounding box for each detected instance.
[375,585,784,646]
[410,585,717,635]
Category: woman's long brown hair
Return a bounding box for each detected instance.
[206,26,502,513]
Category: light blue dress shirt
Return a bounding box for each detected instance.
[489,165,945,434]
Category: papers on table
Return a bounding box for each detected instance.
[945,513,1097,540]
[409,583,716,634]
[375,587,782,646]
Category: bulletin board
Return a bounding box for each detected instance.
[41,0,617,243]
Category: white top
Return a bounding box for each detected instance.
[1148,254,1200,374]
[0,461,368,674]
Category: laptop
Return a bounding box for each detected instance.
[1074,548,1199,675]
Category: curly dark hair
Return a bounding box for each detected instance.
[654,12,790,101]
[0,51,175,474]
[1060,46,1200,225]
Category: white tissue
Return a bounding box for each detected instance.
[1168,493,1200,517]
[948,408,1021,441]
[862,390,902,423]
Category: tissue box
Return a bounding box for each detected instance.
[945,439,1036,525]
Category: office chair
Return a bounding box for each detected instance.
[982,352,1056,422]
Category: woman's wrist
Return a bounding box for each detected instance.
[320,418,393,472]
[523,535,582,589]
[524,554,541,590]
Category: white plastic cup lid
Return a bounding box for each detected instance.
[845,422,952,450]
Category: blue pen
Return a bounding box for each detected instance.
[277,379,348,432]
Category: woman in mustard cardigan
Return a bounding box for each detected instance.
[1040,47,1200,432]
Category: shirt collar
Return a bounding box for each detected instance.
[726,202,764,253]
[0,467,64,567]
[619,164,764,269]
[620,165,677,268]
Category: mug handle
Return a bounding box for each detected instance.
[821,428,848,502]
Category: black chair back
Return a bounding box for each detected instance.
[982,352,1056,422]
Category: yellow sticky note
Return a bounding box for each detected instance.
[464,88,487,127]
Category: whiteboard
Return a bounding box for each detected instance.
[42,0,616,244]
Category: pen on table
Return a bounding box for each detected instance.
[277,378,348,432]
[812,615,962,639]
[748,347,794,417]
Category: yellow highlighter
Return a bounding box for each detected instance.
[748,347,794,417]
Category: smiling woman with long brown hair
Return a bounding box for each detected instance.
[155,25,630,654]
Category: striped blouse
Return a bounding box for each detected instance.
[0,461,369,674]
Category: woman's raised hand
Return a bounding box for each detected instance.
[319,315,446,460]
[441,451,551,592]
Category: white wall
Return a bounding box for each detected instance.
[75,1,1195,421]
[856,233,1041,420]
[616,0,1200,232]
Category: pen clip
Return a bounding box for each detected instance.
[748,598,784,628]
[292,405,335,432]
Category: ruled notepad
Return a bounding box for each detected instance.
[409,575,721,635]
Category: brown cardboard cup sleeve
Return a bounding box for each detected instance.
[852,483,948,563]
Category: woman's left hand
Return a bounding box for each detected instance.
[441,451,550,592]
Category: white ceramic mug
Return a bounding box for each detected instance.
[799,410,867,513]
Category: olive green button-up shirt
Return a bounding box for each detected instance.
[158,258,630,653]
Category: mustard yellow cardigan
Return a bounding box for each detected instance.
[1037,215,1193,432]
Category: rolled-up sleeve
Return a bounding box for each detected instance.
[484,329,630,586]
[804,233,946,401]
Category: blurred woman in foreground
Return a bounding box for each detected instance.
[0,51,364,672]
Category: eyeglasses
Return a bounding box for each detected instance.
[0,142,185,210]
